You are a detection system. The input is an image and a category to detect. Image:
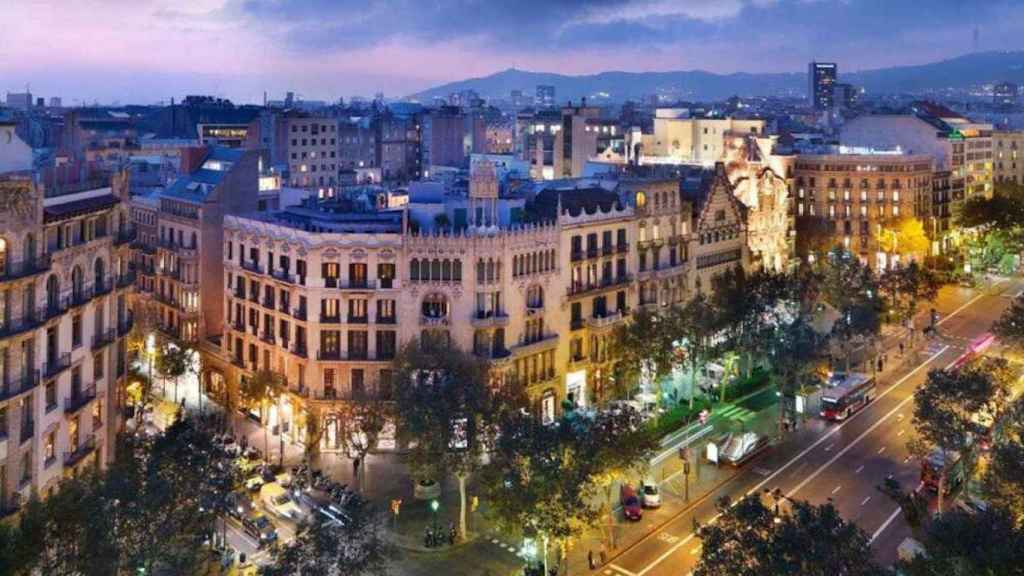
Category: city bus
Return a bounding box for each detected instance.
[820,372,877,421]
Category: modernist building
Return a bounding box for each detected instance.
[793,151,933,268]
[199,161,750,453]
[0,121,133,513]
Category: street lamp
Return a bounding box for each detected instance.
[430,499,440,538]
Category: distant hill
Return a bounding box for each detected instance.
[410,51,1024,103]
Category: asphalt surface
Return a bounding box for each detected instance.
[596,280,1019,576]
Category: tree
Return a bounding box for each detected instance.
[694,494,885,576]
[984,397,1024,526]
[795,214,838,263]
[670,293,719,409]
[611,307,675,405]
[262,492,390,576]
[392,336,515,541]
[993,294,1024,347]
[481,406,656,574]
[241,369,287,465]
[897,508,1024,576]
[878,215,931,263]
[880,261,940,336]
[334,399,391,492]
[818,248,883,372]
[156,342,190,405]
[768,317,820,432]
[911,359,1012,512]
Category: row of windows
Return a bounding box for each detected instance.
[696,248,742,270]
[409,258,463,283]
[290,138,336,147]
[513,250,555,277]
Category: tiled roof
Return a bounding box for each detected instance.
[44,195,119,223]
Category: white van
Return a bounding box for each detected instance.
[261,482,305,521]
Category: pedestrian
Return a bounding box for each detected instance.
[588,550,595,570]
[352,457,361,480]
[877,357,883,372]
[899,342,905,356]
[599,541,607,564]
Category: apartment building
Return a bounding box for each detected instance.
[793,151,933,268]
[0,123,133,513]
[199,161,751,452]
[642,112,766,165]
[841,108,993,252]
[148,146,262,344]
[993,130,1024,185]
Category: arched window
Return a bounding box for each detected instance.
[486,259,495,283]
[441,259,452,281]
[46,274,60,311]
[72,266,84,300]
[421,293,449,318]
[431,259,441,280]
[190,231,197,248]
[453,259,462,281]
[410,259,420,281]
[477,260,485,283]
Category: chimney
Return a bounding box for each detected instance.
[180,146,209,174]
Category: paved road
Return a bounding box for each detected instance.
[598,280,1019,576]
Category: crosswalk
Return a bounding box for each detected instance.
[713,403,756,423]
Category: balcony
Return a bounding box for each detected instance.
[617,242,629,254]
[113,227,137,246]
[116,270,136,288]
[64,386,97,415]
[20,420,34,444]
[64,436,97,468]
[117,313,134,336]
[526,302,545,316]
[43,300,67,321]
[232,286,245,299]
[230,319,245,332]
[510,334,559,357]
[319,313,341,324]
[420,315,450,328]
[0,371,40,402]
[0,312,45,339]
[474,347,511,361]
[570,318,585,331]
[376,315,397,325]
[586,247,599,259]
[91,329,116,350]
[347,315,368,325]
[136,263,156,276]
[154,292,177,307]
[231,356,245,368]
[317,349,342,361]
[130,241,156,255]
[292,307,308,321]
[262,297,276,310]
[340,280,374,292]
[324,277,339,289]
[259,332,276,345]
[0,255,51,283]
[290,344,308,359]
[94,276,113,297]
[270,269,295,284]
[471,311,510,329]
[587,311,627,330]
[603,244,614,256]
[241,260,263,274]
[571,250,584,262]
[159,238,197,258]
[156,322,180,339]
[566,274,633,298]
[42,353,72,380]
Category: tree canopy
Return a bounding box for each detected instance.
[897,508,1024,576]
[694,494,885,576]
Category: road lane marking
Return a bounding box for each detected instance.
[637,345,957,576]
[869,507,903,544]
[878,446,887,455]
[781,348,960,503]
[609,564,639,576]
[831,485,842,495]
[897,429,905,437]
[862,496,872,506]
[936,291,987,327]
[691,545,701,555]
[903,455,912,464]
[855,465,864,474]
[824,443,834,452]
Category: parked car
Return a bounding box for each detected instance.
[641,480,661,508]
[244,475,265,492]
[620,484,643,521]
[298,487,349,526]
[720,431,770,466]
[262,483,305,521]
[276,473,294,488]
[242,513,278,548]
[227,490,254,520]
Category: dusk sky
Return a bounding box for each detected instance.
[4,0,1024,105]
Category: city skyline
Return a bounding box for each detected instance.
[3,0,1023,104]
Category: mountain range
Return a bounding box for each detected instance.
[411,51,1024,103]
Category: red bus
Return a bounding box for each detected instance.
[820,373,877,421]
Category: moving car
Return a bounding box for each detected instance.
[620,484,643,521]
[227,490,254,520]
[640,480,661,508]
[244,475,265,492]
[242,513,278,548]
[262,483,305,521]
